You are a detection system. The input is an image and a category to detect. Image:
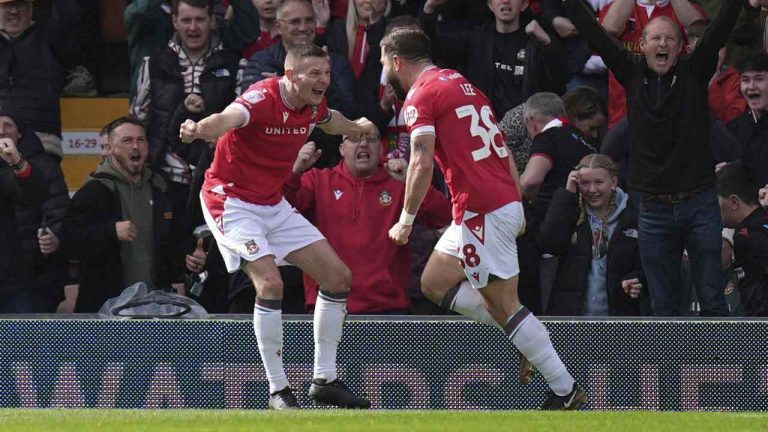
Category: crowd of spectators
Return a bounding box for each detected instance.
[0,0,766,317]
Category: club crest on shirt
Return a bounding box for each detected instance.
[404,106,419,127]
[311,105,319,119]
[282,111,289,124]
[244,239,259,255]
[724,280,735,295]
[334,190,343,200]
[379,190,393,206]
[516,49,526,62]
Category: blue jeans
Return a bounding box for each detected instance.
[638,187,728,316]
[0,288,34,313]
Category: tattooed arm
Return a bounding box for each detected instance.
[404,134,436,216]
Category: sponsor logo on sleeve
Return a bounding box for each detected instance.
[242,89,266,104]
[404,106,419,127]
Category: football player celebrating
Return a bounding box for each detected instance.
[383,29,587,410]
[180,43,375,410]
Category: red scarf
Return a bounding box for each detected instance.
[351,25,368,80]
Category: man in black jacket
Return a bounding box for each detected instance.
[0,0,80,159]
[716,161,768,316]
[727,51,768,186]
[0,110,70,312]
[420,0,569,118]
[62,117,183,313]
[0,123,47,312]
[130,0,240,227]
[565,0,745,316]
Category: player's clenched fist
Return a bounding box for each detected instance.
[348,117,377,142]
[180,119,199,143]
[388,222,412,246]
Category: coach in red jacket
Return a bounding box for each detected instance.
[284,133,452,314]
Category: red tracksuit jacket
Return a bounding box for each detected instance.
[284,162,452,313]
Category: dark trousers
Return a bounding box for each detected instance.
[638,187,728,316]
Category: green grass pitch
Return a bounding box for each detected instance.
[1,410,767,432]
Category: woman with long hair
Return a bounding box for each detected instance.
[324,0,390,79]
[323,1,391,140]
[537,154,650,316]
[562,85,607,144]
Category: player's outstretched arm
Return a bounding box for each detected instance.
[179,105,247,144]
[388,134,436,246]
[316,110,377,141]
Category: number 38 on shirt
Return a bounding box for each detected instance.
[455,104,508,162]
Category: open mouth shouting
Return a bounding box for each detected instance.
[185,31,204,47]
[356,150,371,161]
[745,89,766,110]
[311,86,327,97]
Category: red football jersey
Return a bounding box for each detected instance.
[403,67,521,222]
[204,77,330,205]
[598,1,701,127]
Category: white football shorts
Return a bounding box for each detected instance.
[434,201,524,289]
[201,188,325,272]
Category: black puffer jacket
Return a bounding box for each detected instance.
[15,127,70,261]
[727,109,768,185]
[0,0,79,137]
[146,34,240,163]
[0,161,47,299]
[14,127,70,309]
[538,188,650,316]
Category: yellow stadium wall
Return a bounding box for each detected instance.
[60,98,130,191]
